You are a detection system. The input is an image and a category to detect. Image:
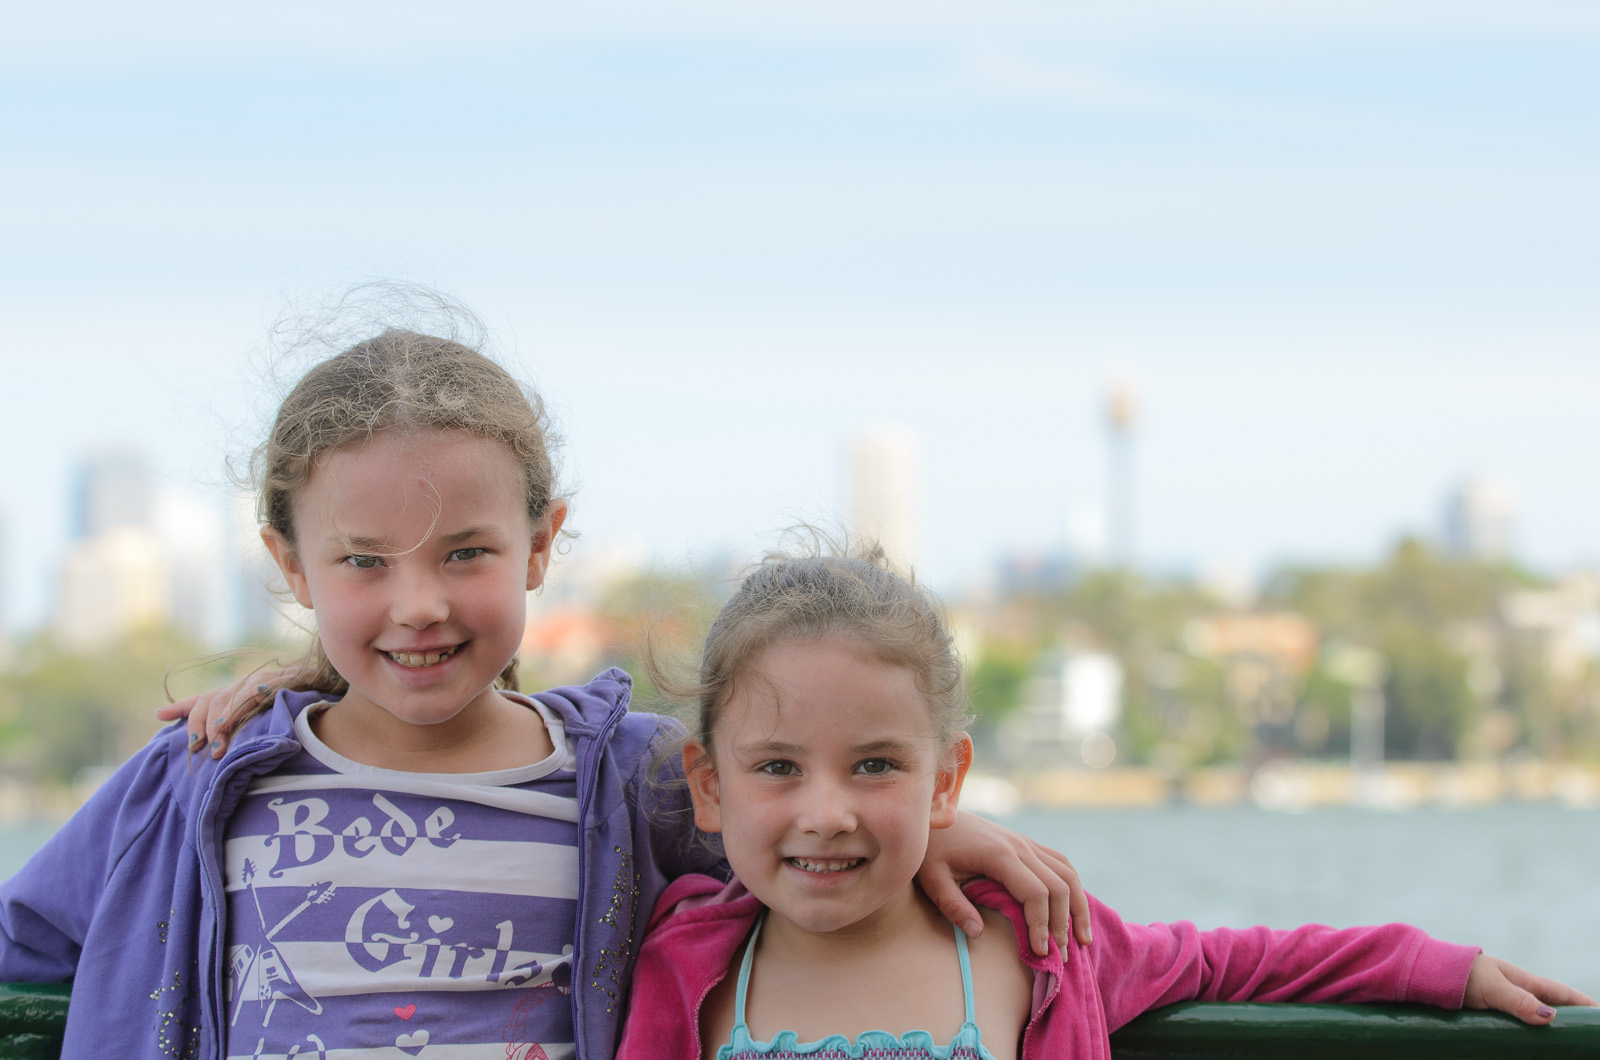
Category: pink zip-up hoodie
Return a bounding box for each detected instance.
[615,876,1479,1060]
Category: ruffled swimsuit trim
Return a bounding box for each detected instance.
[718,911,997,1060]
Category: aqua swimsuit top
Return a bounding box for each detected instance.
[717,911,1000,1060]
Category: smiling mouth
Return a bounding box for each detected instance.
[788,857,863,874]
[384,647,460,668]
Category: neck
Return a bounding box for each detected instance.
[757,883,942,964]
[313,689,554,772]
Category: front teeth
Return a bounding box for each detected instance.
[387,648,456,668]
[790,857,861,873]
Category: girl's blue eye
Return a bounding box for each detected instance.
[449,547,487,562]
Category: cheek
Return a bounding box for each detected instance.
[305,580,361,622]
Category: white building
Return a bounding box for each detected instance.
[153,486,230,646]
[54,525,170,650]
[849,425,920,573]
[1001,648,1125,769]
[51,450,241,650]
[1442,475,1515,562]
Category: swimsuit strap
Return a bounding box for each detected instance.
[952,920,978,1023]
[732,908,767,1032]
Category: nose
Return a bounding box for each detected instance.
[797,777,858,838]
[389,564,450,629]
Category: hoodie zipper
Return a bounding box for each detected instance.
[570,684,630,1060]
[196,734,301,1059]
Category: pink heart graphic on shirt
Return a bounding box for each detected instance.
[394,1004,417,1021]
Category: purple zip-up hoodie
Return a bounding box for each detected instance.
[0,669,724,1060]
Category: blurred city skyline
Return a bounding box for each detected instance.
[1,431,1550,649]
[4,2,1597,634]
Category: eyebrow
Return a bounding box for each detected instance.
[735,738,919,757]
[442,527,498,544]
[335,527,499,551]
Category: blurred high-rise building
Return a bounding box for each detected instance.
[72,451,151,540]
[1105,381,1136,569]
[0,510,9,667]
[55,451,167,649]
[52,450,241,650]
[849,425,920,574]
[153,486,228,646]
[1442,475,1515,562]
[54,525,170,650]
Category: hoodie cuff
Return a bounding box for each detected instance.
[1406,939,1482,1007]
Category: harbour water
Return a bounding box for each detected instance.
[3,802,1596,997]
[1001,802,1600,997]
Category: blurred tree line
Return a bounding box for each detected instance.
[965,539,1600,768]
[0,628,239,786]
[6,540,1597,787]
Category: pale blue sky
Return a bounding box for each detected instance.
[3,2,1597,631]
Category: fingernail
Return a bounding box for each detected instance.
[210,738,224,754]
[188,732,203,749]
[1537,1006,1555,1020]
[963,919,982,936]
[256,684,271,695]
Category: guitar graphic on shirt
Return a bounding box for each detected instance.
[231,859,337,1027]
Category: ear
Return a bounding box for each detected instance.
[526,500,569,591]
[929,733,973,830]
[261,526,313,610]
[682,740,723,834]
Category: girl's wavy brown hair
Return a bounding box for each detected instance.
[668,532,972,759]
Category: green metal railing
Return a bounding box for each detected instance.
[1110,1002,1600,1059]
[0,985,68,1060]
[2,985,1596,1058]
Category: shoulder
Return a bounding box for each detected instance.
[961,878,1065,973]
[532,668,687,757]
[967,907,1035,1060]
[959,883,1054,983]
[531,667,632,727]
[618,877,758,1060]
[636,876,759,974]
[646,875,759,935]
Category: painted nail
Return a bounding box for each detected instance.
[188,732,203,748]
[256,684,271,695]
[1537,1006,1556,1020]
[211,738,224,753]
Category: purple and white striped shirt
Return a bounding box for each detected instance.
[222,697,580,1060]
